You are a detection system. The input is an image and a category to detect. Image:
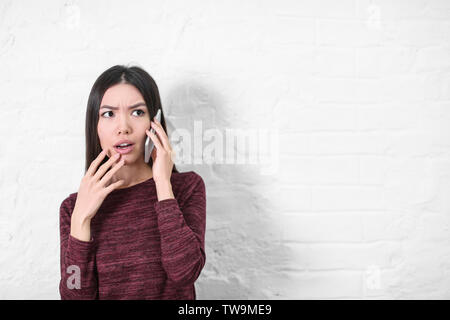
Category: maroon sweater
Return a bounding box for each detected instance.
[59,171,206,300]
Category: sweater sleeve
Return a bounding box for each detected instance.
[59,196,98,299]
[154,173,207,286]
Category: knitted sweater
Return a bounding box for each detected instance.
[59,171,206,300]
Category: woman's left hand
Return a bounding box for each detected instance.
[146,118,175,185]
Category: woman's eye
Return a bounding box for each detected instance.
[101,110,145,118]
[102,111,113,118]
[133,109,145,116]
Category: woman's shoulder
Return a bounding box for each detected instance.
[172,170,204,184]
[59,192,78,217]
[171,170,205,195]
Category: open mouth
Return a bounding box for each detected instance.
[115,143,133,149]
[114,143,134,154]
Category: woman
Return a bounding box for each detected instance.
[59,65,206,300]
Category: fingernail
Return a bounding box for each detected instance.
[114,153,120,158]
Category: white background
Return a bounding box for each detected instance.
[1,0,450,299]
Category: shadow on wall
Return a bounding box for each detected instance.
[164,78,292,299]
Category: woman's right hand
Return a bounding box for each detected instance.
[72,150,125,224]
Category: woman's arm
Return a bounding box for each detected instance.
[154,173,207,286]
[59,196,98,299]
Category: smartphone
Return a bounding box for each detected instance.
[145,108,161,163]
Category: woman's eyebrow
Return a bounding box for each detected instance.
[100,102,147,110]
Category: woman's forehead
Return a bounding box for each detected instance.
[101,83,144,106]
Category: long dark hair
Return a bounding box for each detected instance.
[84,64,179,174]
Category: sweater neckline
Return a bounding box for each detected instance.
[110,176,155,193]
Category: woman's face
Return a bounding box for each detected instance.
[97,83,150,163]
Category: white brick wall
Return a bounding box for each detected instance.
[1,0,450,299]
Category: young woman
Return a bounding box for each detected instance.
[59,65,206,300]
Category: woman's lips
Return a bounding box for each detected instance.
[114,144,134,154]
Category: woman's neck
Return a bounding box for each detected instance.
[112,162,153,189]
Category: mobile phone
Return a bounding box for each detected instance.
[145,108,161,163]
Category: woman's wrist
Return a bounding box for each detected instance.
[70,213,92,242]
[155,180,175,201]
